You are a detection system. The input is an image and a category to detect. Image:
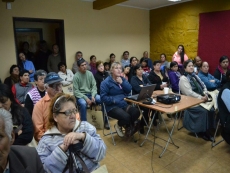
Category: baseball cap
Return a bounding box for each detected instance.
[77,58,86,67]
[45,72,63,85]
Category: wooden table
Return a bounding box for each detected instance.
[125,91,203,157]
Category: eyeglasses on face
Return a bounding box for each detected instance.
[57,108,78,117]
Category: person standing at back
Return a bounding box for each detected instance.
[35,40,52,72]
[47,44,62,73]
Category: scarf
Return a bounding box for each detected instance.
[184,72,205,96]
[218,65,229,75]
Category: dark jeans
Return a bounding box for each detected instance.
[107,106,140,127]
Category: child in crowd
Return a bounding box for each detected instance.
[121,65,130,81]
[168,61,181,93]
[104,62,110,73]
[140,58,151,76]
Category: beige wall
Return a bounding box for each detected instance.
[150,0,230,62]
[0,0,149,80]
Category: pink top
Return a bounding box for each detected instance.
[172,52,189,65]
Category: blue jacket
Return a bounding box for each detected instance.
[198,71,221,91]
[100,76,131,112]
[130,75,151,95]
[21,60,35,82]
[168,70,180,93]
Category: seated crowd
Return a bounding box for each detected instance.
[1,43,230,172]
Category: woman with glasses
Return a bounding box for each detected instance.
[100,62,140,138]
[214,56,230,87]
[0,84,33,145]
[37,93,106,173]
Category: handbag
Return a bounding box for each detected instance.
[87,105,104,129]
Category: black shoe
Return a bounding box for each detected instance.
[202,133,214,142]
[139,127,145,134]
[104,122,110,130]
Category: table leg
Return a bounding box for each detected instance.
[159,112,179,158]
[140,111,156,147]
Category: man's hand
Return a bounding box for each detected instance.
[91,97,95,103]
[86,98,92,105]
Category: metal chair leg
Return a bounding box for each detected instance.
[211,119,224,148]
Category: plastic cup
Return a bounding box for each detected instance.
[194,67,197,73]
[164,87,169,94]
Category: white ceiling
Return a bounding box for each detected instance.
[118,0,192,10]
[82,0,192,10]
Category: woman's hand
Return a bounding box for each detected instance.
[63,132,85,146]
[201,95,208,102]
[60,132,86,152]
[115,77,123,84]
[160,84,167,89]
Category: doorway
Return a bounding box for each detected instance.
[13,17,66,72]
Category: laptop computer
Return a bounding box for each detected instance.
[127,84,156,101]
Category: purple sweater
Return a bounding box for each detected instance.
[168,70,180,93]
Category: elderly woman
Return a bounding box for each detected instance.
[214,56,230,87]
[0,84,33,145]
[198,61,221,91]
[148,60,169,90]
[25,70,47,115]
[100,62,140,138]
[37,93,106,173]
[179,60,215,141]
[130,64,151,134]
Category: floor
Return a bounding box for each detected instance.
[97,114,230,173]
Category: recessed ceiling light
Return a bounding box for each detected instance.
[168,0,181,2]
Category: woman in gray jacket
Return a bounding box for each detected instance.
[37,93,106,173]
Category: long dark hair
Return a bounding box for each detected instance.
[0,84,24,125]
[178,45,185,64]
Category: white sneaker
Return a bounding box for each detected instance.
[114,123,124,137]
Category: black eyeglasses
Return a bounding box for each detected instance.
[57,108,78,117]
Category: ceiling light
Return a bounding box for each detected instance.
[168,0,181,2]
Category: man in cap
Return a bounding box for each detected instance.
[32,72,63,142]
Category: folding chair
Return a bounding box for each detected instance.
[102,103,117,146]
